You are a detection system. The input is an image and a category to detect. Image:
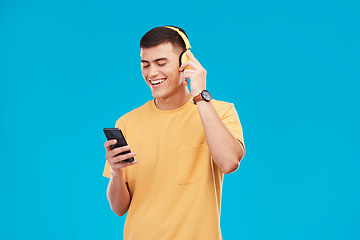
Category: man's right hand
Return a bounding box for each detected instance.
[104,140,137,176]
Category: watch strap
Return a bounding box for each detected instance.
[193,93,203,104]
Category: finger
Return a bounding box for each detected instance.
[183,67,207,78]
[182,69,197,79]
[112,159,138,169]
[109,145,131,157]
[179,71,189,86]
[107,151,136,165]
[113,152,136,163]
[104,139,117,150]
[186,51,202,66]
[179,71,185,83]
[179,60,200,72]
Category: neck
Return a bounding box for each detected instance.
[155,88,192,110]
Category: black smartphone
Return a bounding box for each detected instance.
[103,128,134,162]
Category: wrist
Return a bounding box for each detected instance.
[193,90,212,104]
[191,83,206,97]
[191,87,206,97]
[191,90,202,97]
[111,168,123,177]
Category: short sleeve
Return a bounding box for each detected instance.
[102,117,128,183]
[102,161,112,178]
[220,103,246,155]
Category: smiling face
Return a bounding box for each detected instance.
[141,42,186,101]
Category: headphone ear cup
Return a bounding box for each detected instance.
[180,50,192,69]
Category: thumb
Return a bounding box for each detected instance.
[180,71,188,86]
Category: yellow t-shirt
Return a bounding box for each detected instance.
[103,99,245,240]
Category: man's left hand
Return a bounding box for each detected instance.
[179,52,207,97]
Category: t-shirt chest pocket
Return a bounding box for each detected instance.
[177,144,209,185]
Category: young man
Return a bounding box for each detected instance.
[103,26,245,240]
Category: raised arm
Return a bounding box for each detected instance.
[180,52,244,174]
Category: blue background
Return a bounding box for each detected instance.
[1,0,359,239]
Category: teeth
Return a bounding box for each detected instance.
[150,79,165,85]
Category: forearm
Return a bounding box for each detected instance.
[196,100,244,174]
[179,52,244,172]
[107,170,131,216]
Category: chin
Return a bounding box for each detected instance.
[151,90,164,99]
[151,90,171,100]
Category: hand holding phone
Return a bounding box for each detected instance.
[103,128,135,162]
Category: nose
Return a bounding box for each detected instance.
[147,65,159,79]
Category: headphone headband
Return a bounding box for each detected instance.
[164,26,191,50]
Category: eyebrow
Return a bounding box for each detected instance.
[141,57,168,63]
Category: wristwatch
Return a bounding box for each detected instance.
[193,90,212,104]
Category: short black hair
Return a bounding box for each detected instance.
[140,26,188,52]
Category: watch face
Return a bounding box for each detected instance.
[202,90,212,101]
